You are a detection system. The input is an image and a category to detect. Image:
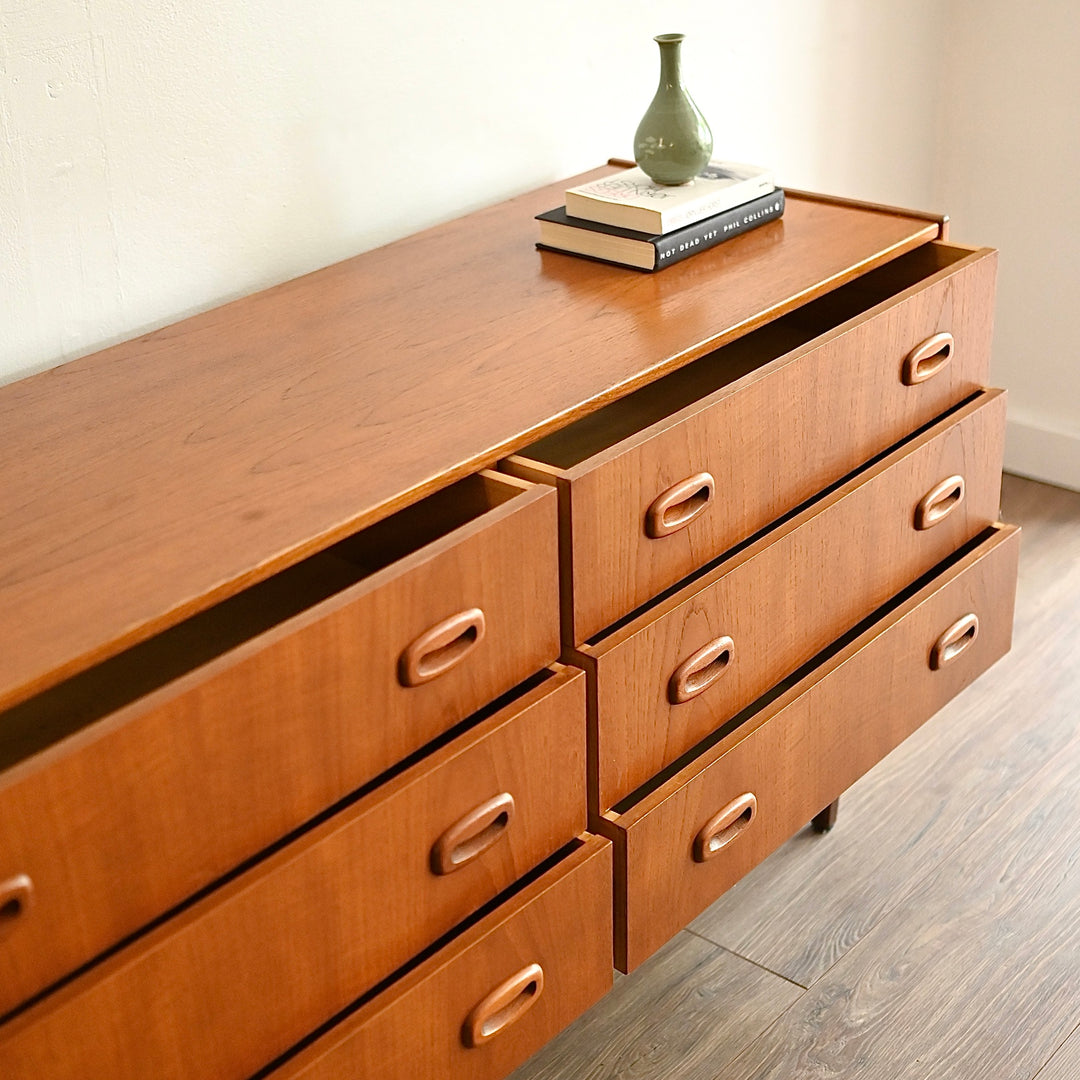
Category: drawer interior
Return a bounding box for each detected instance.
[519,242,975,469]
[0,473,526,771]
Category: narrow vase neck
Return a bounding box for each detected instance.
[656,37,684,90]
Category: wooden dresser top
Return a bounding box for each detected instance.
[0,166,941,710]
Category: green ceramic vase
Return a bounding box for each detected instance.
[634,33,713,186]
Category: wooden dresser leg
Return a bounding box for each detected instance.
[812,798,840,834]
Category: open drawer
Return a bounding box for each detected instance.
[595,523,1020,972]
[576,390,1006,812]
[0,471,559,1014]
[263,835,612,1080]
[0,669,588,1079]
[504,242,998,644]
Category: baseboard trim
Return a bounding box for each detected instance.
[1005,418,1080,493]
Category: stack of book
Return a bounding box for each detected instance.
[536,161,784,272]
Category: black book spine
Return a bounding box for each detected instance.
[651,189,786,269]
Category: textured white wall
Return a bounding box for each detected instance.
[1,0,946,386]
[935,1,1080,489]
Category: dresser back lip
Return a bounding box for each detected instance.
[600,161,952,234]
[599,521,1020,833]
[576,387,1007,657]
[510,242,996,479]
[781,185,950,236]
[0,175,946,714]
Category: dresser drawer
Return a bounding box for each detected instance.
[267,835,612,1080]
[0,667,585,1078]
[599,524,1019,972]
[0,471,558,1015]
[578,390,1005,811]
[505,242,997,643]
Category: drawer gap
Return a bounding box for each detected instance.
[608,525,1001,815]
[520,244,975,469]
[586,390,981,648]
[0,665,563,1029]
[0,474,523,771]
[246,836,589,1080]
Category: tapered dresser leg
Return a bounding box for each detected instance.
[811,798,840,834]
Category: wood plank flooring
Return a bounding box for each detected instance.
[511,473,1080,1080]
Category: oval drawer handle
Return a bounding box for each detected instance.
[646,472,715,539]
[930,613,979,670]
[669,635,734,705]
[914,474,965,531]
[430,792,516,876]
[0,874,33,937]
[903,332,954,385]
[462,962,545,1048]
[694,793,758,862]
[398,607,486,687]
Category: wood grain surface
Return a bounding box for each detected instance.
[604,524,1019,972]
[719,704,1080,1080]
[506,931,802,1080]
[581,390,1007,810]
[0,670,587,1078]
[0,477,559,1014]
[1036,1024,1080,1080]
[511,477,1079,1080]
[0,174,940,711]
[508,241,996,642]
[268,836,612,1080]
[691,474,1080,987]
[704,474,1080,1080]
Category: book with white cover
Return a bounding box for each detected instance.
[566,161,775,235]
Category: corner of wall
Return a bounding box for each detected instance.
[1005,416,1080,494]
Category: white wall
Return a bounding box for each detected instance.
[10,1,1073,491]
[935,0,1080,490]
[1,0,945,385]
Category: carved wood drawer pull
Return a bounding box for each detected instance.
[646,472,715,539]
[0,874,33,938]
[914,475,965,531]
[462,963,545,1048]
[930,613,979,670]
[669,635,734,704]
[903,332,954,385]
[694,793,758,862]
[398,608,486,687]
[430,792,516,876]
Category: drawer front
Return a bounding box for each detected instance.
[268,836,612,1080]
[508,243,997,643]
[0,669,586,1079]
[603,524,1019,972]
[0,475,559,1015]
[584,390,1006,811]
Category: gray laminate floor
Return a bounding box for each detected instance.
[511,472,1080,1080]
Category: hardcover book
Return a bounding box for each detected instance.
[565,161,775,235]
[536,189,785,272]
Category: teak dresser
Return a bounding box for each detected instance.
[0,164,1017,1079]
